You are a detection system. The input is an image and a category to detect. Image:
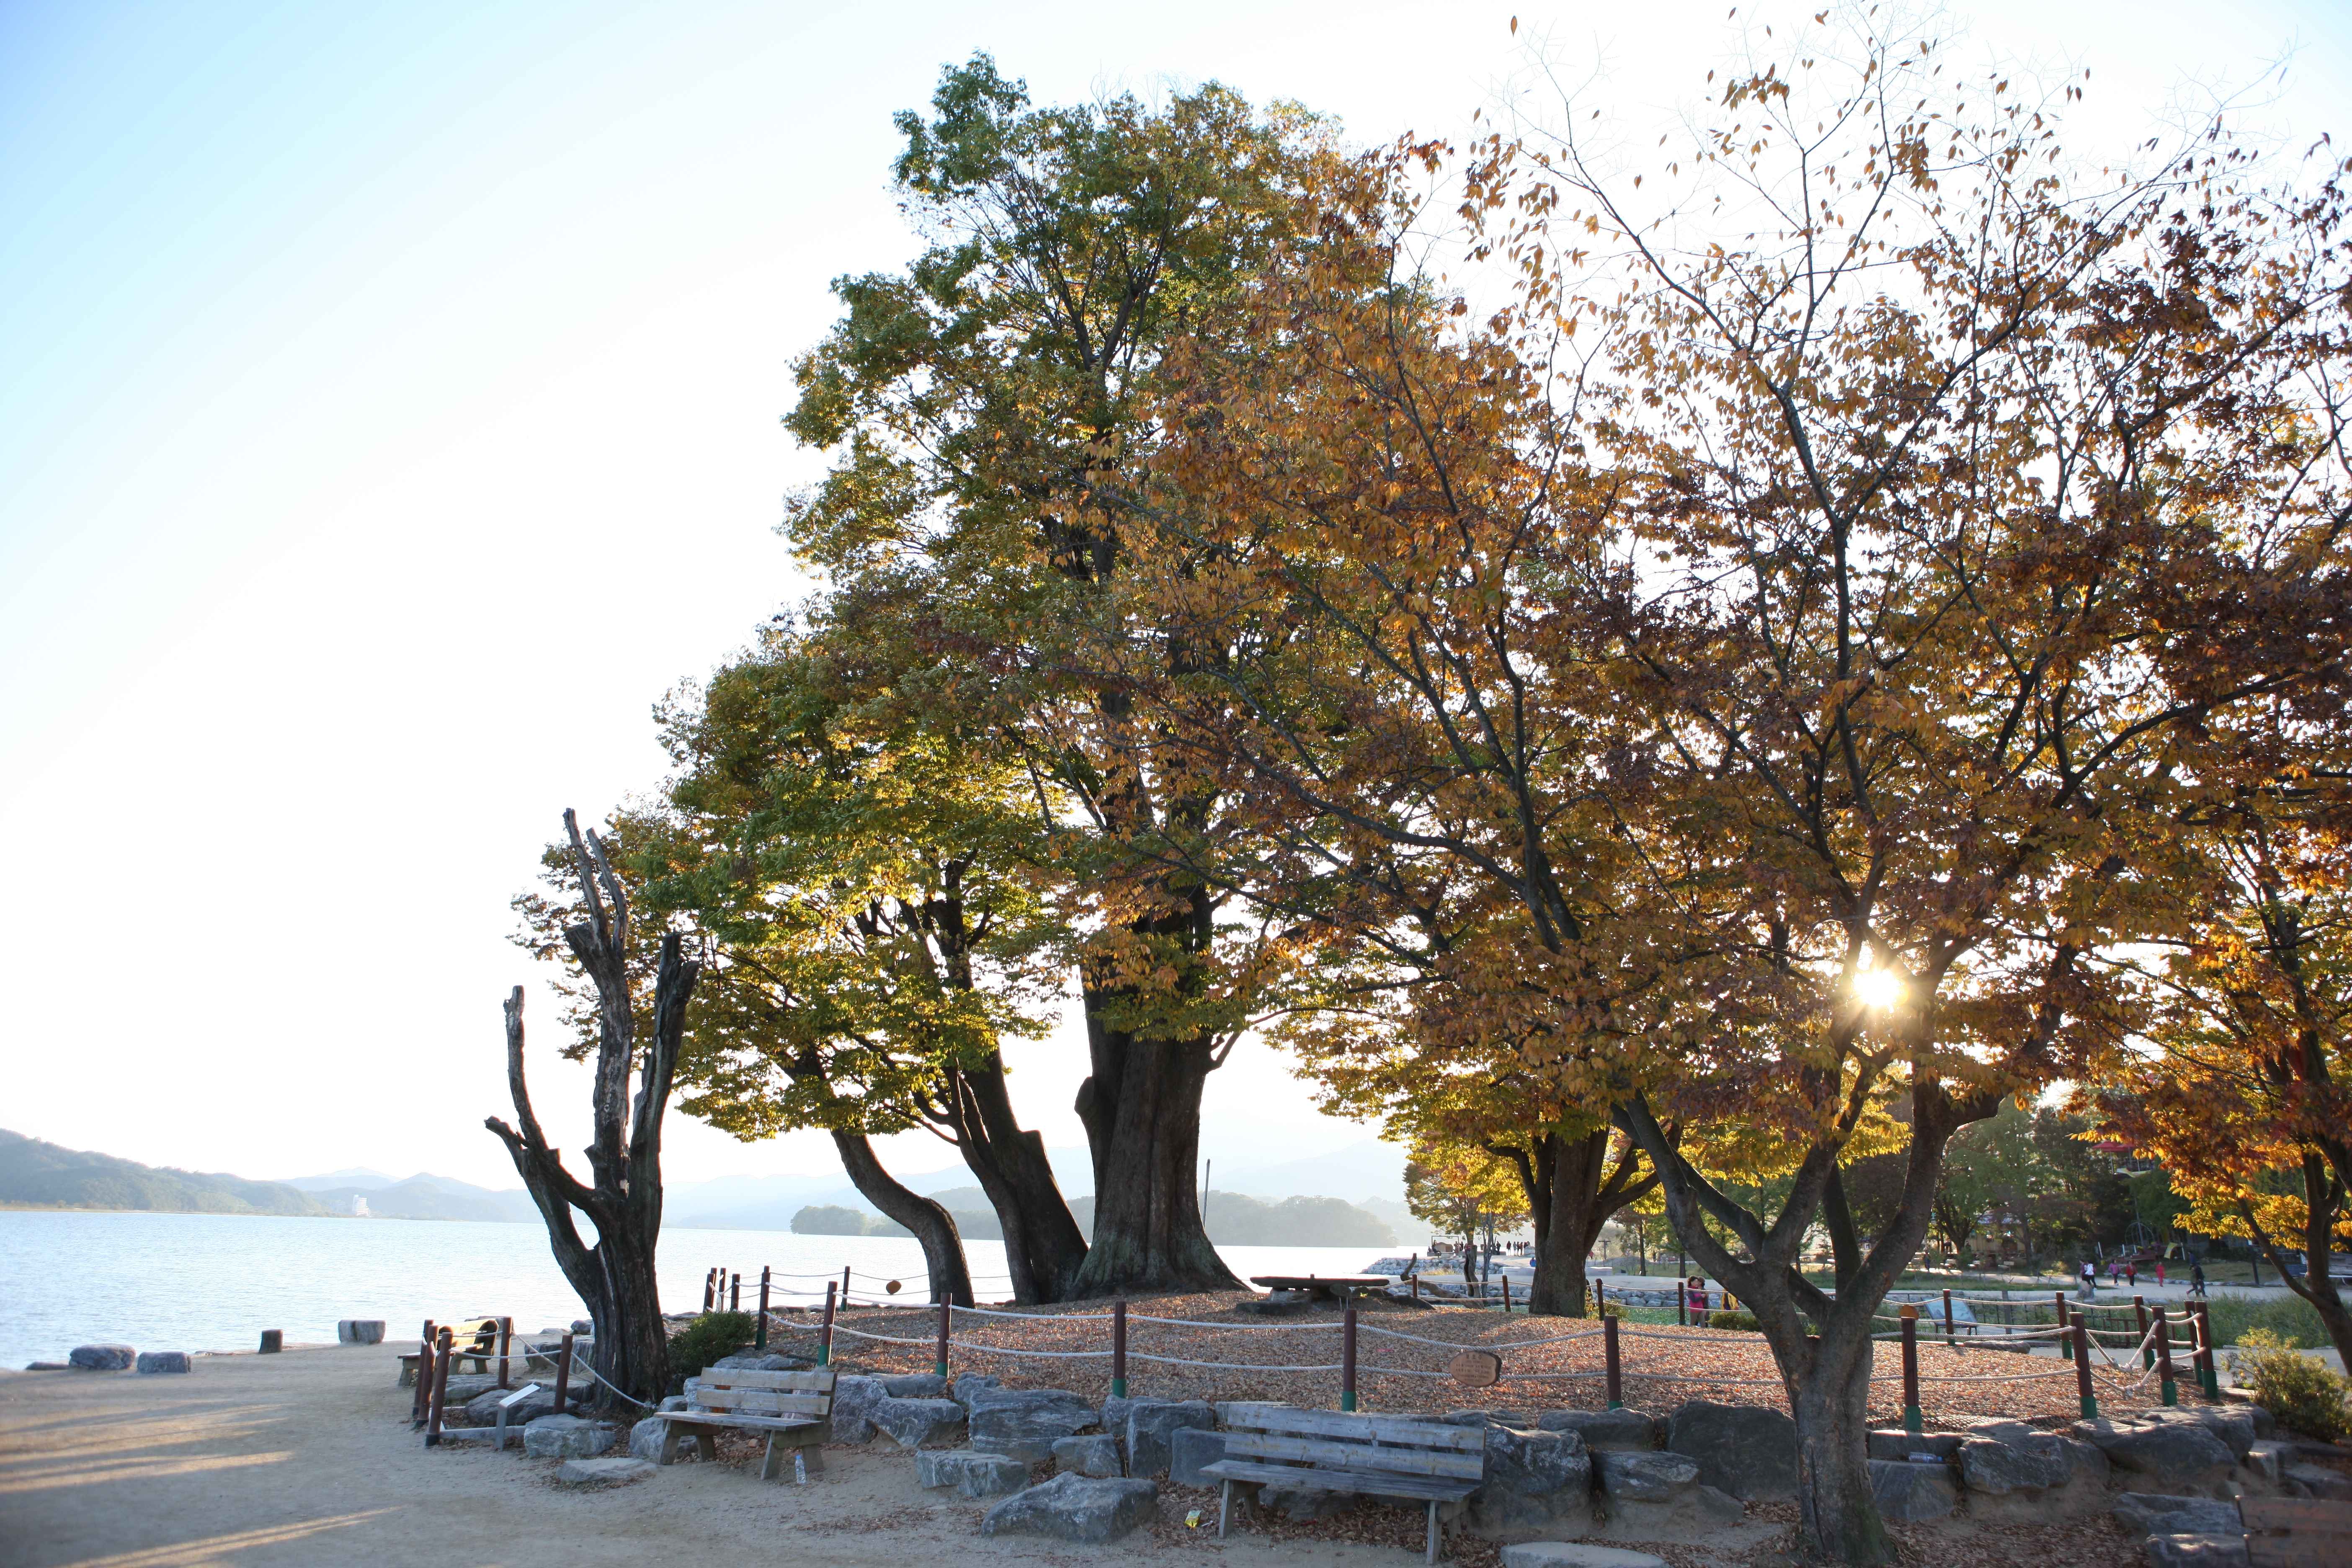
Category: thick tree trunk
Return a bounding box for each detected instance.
[1070,1007,1239,1295]
[950,1056,1089,1303]
[1504,1129,1660,1317]
[2248,1156,2352,1373]
[833,1131,972,1307]
[488,813,699,1411]
[1784,1326,1892,1568]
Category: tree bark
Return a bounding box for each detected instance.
[1069,1006,1239,1295]
[2243,1156,2352,1373]
[1520,1130,1659,1317]
[487,812,699,1412]
[832,1130,972,1306]
[948,1055,1090,1303]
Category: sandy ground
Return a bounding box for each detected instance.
[0,1336,2166,1568]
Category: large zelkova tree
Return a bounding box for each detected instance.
[489,812,701,1410]
[628,609,1091,1304]
[2095,794,2352,1368]
[780,57,1336,1293]
[1103,22,2352,1564]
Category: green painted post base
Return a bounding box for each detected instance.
[1340,1391,1357,1413]
[935,1360,949,1379]
[1110,1377,1127,1400]
[2160,1379,2178,1407]
[2060,1338,2072,1360]
[817,1348,829,1367]
[1607,1400,1623,1411]
[2201,1369,2220,1400]
[2080,1395,2099,1419]
[1903,1406,1922,1436]
[2142,1349,2153,1369]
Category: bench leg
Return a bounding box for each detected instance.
[658,1428,683,1465]
[759,1434,781,1483]
[1426,1500,1440,1565]
[695,1433,719,1464]
[1218,1479,1232,1540]
[799,1445,824,1479]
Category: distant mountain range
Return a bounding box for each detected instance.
[0,1129,333,1216]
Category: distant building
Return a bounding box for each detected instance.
[350,1194,370,1217]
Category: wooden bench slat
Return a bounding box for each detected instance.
[2249,1538,2352,1568]
[697,1370,837,1394]
[1228,1408,1484,1452]
[1203,1458,1480,1503]
[694,1390,832,1417]
[661,1412,828,1434]
[1228,1431,1485,1480]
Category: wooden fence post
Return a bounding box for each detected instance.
[756,1268,771,1351]
[1676,1282,1687,1327]
[2071,1316,2097,1418]
[1341,1303,1358,1413]
[1501,1275,1511,1313]
[1112,1300,1128,1400]
[934,1298,951,1380]
[819,1281,836,1367]
[2134,1295,2151,1368]
[1604,1312,1623,1410]
[730,1272,741,1314]
[841,1265,851,1308]
[1898,1308,1922,1435]
[1942,1289,1955,1346]
[702,1269,715,1313]
[412,1319,436,1425]
[554,1330,573,1413]
[497,1317,512,1390]
[425,1327,454,1447]
[2055,1292,2071,1359]
[2153,1305,2178,1406]
[2192,1300,2218,1400]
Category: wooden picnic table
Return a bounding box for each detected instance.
[1250,1275,1392,1303]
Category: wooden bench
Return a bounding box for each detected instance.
[399,1316,504,1386]
[1248,1275,1394,1304]
[656,1367,836,1483]
[1203,1407,1485,1563]
[2243,1496,2352,1568]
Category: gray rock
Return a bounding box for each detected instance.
[658,1395,691,1413]
[1169,1426,1227,1487]
[1446,1408,1539,1429]
[1502,1547,1669,1568]
[628,1416,668,1462]
[1595,1485,1743,1542]
[2243,1439,2290,1483]
[1960,1434,2074,1495]
[969,1388,1098,1463]
[1664,1400,1796,1500]
[68,1344,134,1371]
[2286,1461,2352,1501]
[134,1351,191,1375]
[1258,1480,1357,1521]
[464,1384,558,1426]
[25,1362,70,1371]
[917,1448,1032,1498]
[521,1414,616,1459]
[1869,1459,1957,1522]
[1465,1424,1595,1542]
[1055,1434,1124,1479]
[2115,1493,2242,1535]
[708,1352,811,1372]
[980,1472,1158,1542]
[2145,1535,2249,1568]
[2243,1403,2275,1439]
[951,1374,1003,1412]
[338,1320,386,1345]
[571,1320,593,1335]
[871,1396,967,1450]
[2073,1418,2236,1493]
[1539,1409,1658,1452]
[1961,1416,2038,1445]
[879,1372,949,1398]
[829,1375,885,1442]
[557,1456,655,1486]
[1868,1429,1960,1462]
[1596,1449,1700,1503]
[1126,1400,1215,1478]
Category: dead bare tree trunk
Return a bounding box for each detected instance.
[488,809,701,1412]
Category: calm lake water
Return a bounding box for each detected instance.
[0,1210,1392,1368]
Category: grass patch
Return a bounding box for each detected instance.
[2204,1292,2334,1349]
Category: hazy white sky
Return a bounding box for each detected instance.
[3,0,2345,1191]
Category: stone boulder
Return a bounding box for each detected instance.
[1959,1434,2073,1496]
[2287,1462,2352,1501]
[951,1374,1003,1412]
[68,1345,134,1371]
[522,1414,616,1460]
[879,1372,950,1398]
[1867,1429,1960,1462]
[1502,1546,1669,1568]
[980,1473,1158,1543]
[829,1375,885,1442]
[1868,1459,1956,1522]
[338,1320,386,1346]
[871,1396,967,1450]
[557,1456,655,1486]
[1170,1426,1228,1487]
[1664,1401,1796,1500]
[2115,1493,2243,1535]
[1592,1449,1742,1541]
[1446,1408,1540,1429]
[134,1351,191,1375]
[709,1353,813,1372]
[916,1448,1031,1498]
[2244,1439,2290,1484]
[464,1384,559,1426]
[2072,1417,2236,1494]
[2145,1537,2250,1568]
[1465,1425,1594,1542]
[1055,1434,1124,1479]
[1126,1400,1215,1478]
[628,1416,668,1462]
[969,1388,1098,1463]
[1538,1409,1657,1452]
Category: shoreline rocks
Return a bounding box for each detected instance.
[69,1344,135,1371]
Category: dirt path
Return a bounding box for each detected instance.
[0,1344,1603,1568]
